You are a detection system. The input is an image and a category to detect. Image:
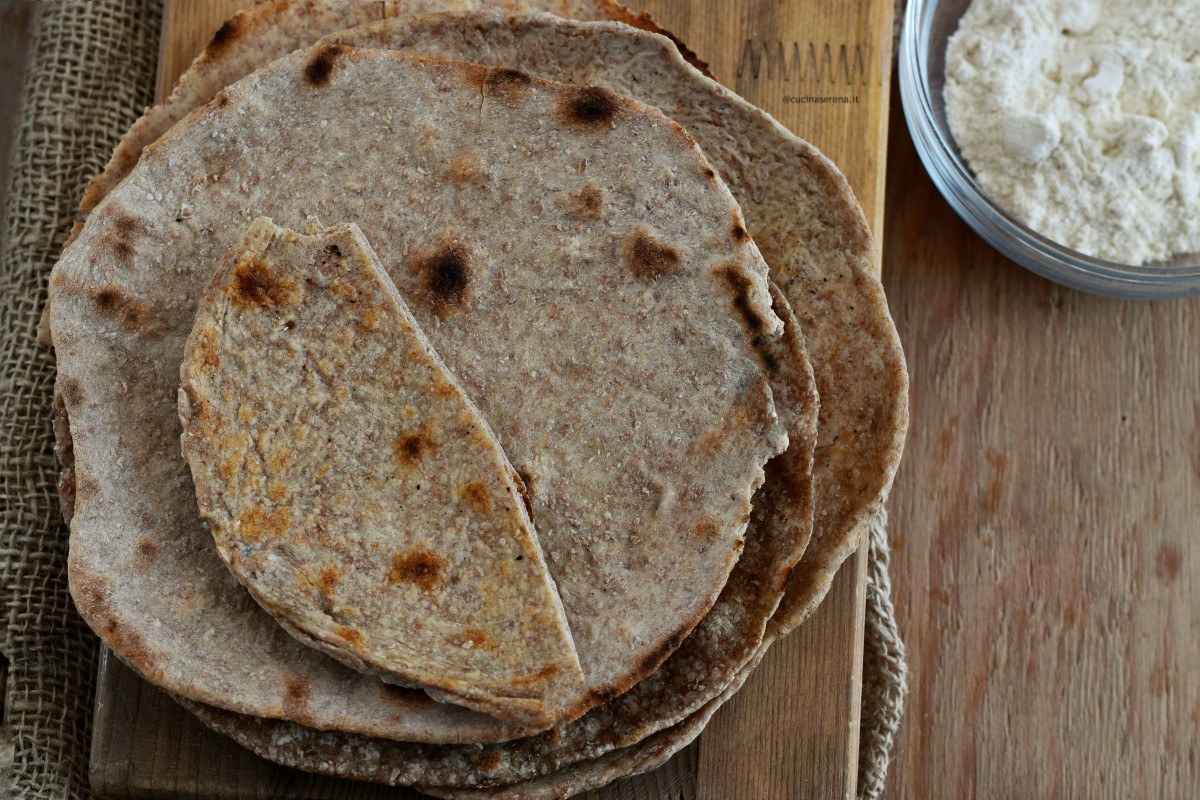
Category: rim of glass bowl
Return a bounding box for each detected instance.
[898,0,1200,299]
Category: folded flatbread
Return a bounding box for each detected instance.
[51,46,788,742]
[179,218,583,727]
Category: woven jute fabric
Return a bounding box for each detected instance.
[859,510,908,800]
[0,3,905,799]
[1,4,162,800]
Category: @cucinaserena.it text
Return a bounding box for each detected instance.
[783,95,860,104]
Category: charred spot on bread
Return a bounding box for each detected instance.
[99,212,144,263]
[717,264,770,336]
[446,153,484,186]
[388,550,448,592]
[512,469,535,521]
[207,16,240,57]
[74,576,155,673]
[134,537,160,566]
[304,45,347,88]
[282,673,311,716]
[572,185,605,219]
[560,86,623,128]
[731,215,750,243]
[409,242,475,317]
[91,285,149,333]
[458,481,493,514]
[637,623,691,674]
[693,515,722,540]
[625,229,682,281]
[395,425,438,466]
[485,68,533,103]
[230,257,299,310]
[717,264,781,374]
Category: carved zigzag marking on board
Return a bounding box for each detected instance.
[737,40,869,85]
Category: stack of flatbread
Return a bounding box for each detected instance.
[46,2,908,797]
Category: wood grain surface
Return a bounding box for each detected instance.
[91,1,896,798]
[878,78,1200,799]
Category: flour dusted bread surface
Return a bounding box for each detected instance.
[179,219,582,728]
[51,46,788,742]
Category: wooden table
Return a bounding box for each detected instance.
[879,81,1199,799]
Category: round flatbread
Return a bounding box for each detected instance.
[322,9,909,637]
[176,10,906,790]
[184,279,817,788]
[51,46,788,742]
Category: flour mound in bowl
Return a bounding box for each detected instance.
[945,0,1200,265]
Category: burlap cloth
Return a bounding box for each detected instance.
[0,3,907,798]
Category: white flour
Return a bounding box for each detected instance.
[944,0,1200,265]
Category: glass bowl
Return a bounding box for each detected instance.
[898,0,1200,299]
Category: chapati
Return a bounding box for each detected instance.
[324,8,909,639]
[172,11,907,788]
[51,46,788,741]
[183,279,817,787]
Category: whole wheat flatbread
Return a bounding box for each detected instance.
[180,218,583,727]
[75,0,708,217]
[51,47,788,742]
[324,9,909,638]
[181,280,817,787]
[173,12,907,791]
[421,641,770,800]
[188,630,775,800]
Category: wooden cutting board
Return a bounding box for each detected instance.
[90,2,894,798]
